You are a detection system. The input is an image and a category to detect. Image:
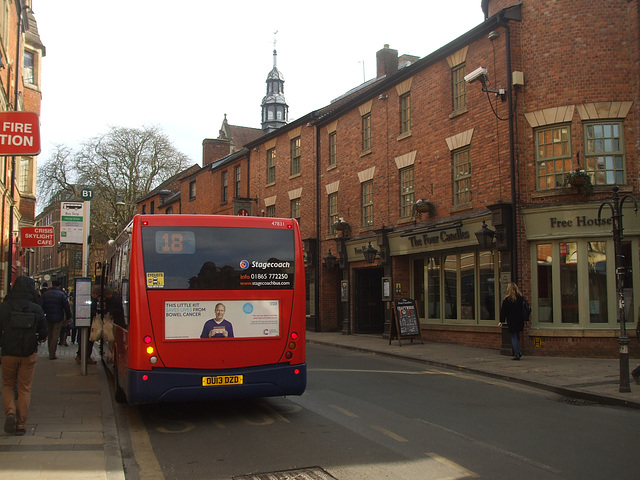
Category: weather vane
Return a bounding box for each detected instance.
[273,30,278,50]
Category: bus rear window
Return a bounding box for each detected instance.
[142,226,295,289]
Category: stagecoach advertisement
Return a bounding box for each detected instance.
[164,300,280,339]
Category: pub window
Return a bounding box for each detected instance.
[400,166,414,218]
[328,192,338,234]
[266,205,275,217]
[362,180,373,227]
[584,122,624,185]
[535,125,571,190]
[400,93,411,134]
[290,197,301,223]
[267,148,276,184]
[453,147,471,205]
[452,64,466,111]
[362,113,371,152]
[532,239,636,327]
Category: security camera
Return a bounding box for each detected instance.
[464,67,487,84]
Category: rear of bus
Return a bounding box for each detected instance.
[111,215,306,404]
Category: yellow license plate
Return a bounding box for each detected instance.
[202,375,244,386]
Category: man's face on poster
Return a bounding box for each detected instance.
[215,304,226,321]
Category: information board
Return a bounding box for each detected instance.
[390,298,423,346]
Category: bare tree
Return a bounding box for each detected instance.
[37,125,190,243]
[36,144,81,207]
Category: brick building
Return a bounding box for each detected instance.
[148,0,640,357]
[0,1,44,296]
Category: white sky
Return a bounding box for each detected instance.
[33,0,485,166]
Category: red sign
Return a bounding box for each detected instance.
[20,226,54,247]
[0,111,40,155]
[237,209,249,216]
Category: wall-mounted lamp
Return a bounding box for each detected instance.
[363,242,378,264]
[378,94,388,100]
[323,250,338,269]
[253,147,259,152]
[475,220,496,250]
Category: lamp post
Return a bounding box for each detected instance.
[476,220,513,355]
[598,185,638,393]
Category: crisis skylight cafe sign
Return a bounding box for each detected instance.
[0,111,40,155]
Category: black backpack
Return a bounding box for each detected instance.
[1,301,39,357]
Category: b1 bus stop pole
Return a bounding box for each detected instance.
[79,192,92,375]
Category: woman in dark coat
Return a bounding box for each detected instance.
[499,282,526,360]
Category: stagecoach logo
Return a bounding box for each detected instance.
[243,303,254,314]
[239,260,249,270]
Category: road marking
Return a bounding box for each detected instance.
[329,404,359,418]
[126,408,165,480]
[418,418,561,474]
[371,424,408,442]
[426,452,480,478]
[311,368,430,375]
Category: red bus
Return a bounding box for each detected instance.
[100,214,306,404]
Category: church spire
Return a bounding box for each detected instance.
[261,32,288,133]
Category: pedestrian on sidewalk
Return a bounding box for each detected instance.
[499,282,527,361]
[1,276,47,435]
[40,280,73,360]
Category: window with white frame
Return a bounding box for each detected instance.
[584,122,624,185]
[189,180,196,200]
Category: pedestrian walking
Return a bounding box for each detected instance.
[499,282,528,361]
[40,280,72,360]
[1,276,47,435]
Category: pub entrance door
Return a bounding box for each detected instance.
[353,267,385,334]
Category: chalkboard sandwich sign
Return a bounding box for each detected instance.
[390,298,424,346]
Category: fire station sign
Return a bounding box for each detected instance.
[20,226,54,247]
[0,112,40,156]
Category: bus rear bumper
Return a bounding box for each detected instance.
[125,363,306,404]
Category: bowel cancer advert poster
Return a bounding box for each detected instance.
[164,300,280,340]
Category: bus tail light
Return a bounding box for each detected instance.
[144,336,158,365]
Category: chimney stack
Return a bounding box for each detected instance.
[376,44,398,78]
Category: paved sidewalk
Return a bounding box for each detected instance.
[0,342,125,480]
[307,332,640,409]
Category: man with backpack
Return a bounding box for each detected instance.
[40,280,72,360]
[1,276,47,435]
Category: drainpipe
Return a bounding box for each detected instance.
[314,121,321,332]
[7,2,27,291]
[497,11,518,285]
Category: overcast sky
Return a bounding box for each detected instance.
[34,1,485,166]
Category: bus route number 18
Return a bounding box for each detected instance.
[155,231,196,255]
